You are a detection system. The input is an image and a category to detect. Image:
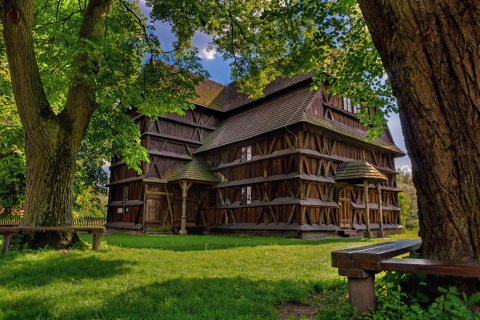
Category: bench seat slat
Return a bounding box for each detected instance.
[332,241,403,264]
[350,240,421,262]
[379,258,480,277]
[331,240,421,269]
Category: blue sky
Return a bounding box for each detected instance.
[139,2,412,171]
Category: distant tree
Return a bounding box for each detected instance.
[73,187,107,219]
[396,171,418,229]
[0,100,25,214]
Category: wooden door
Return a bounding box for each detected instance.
[338,189,352,229]
[145,198,165,223]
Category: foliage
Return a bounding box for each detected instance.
[397,171,419,229]
[0,154,25,214]
[318,270,480,320]
[371,272,480,320]
[72,187,107,219]
[0,102,25,214]
[149,0,396,140]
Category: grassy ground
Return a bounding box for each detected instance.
[0,230,419,320]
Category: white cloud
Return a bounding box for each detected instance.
[197,47,217,60]
[193,32,217,60]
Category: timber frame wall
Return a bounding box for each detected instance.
[201,126,400,232]
[107,77,404,236]
[107,107,221,230]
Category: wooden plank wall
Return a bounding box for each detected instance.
[201,125,400,228]
[306,84,394,143]
[108,106,221,227]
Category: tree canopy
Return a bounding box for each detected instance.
[149,0,397,138]
[1,0,210,172]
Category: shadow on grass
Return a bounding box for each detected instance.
[79,233,370,252]
[0,277,347,319]
[0,253,135,289]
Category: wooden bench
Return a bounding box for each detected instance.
[0,227,106,254]
[331,240,480,314]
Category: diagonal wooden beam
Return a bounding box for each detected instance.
[287,205,296,224]
[256,142,264,156]
[268,135,278,154]
[285,134,294,149]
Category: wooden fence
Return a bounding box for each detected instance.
[0,217,106,227]
[0,216,22,226]
[73,218,107,227]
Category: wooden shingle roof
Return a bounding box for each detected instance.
[195,85,317,153]
[215,73,313,112]
[192,78,225,111]
[168,158,219,184]
[194,84,404,156]
[334,160,388,184]
[301,113,404,155]
[192,72,313,112]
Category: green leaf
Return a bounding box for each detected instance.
[438,287,448,294]
[467,292,480,307]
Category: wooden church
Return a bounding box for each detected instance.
[106,73,405,238]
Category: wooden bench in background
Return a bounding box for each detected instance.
[0,227,106,254]
[331,240,480,314]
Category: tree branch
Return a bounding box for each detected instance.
[1,0,56,138]
[0,151,14,161]
[60,0,111,145]
[33,9,83,30]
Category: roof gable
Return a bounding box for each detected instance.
[195,85,317,153]
[193,72,313,112]
[195,86,405,156]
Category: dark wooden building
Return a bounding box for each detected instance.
[106,74,405,238]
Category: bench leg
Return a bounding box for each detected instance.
[92,234,101,250]
[2,235,11,254]
[348,274,376,314]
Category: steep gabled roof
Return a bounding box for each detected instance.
[194,85,405,156]
[301,113,405,155]
[192,72,313,112]
[168,158,219,183]
[195,85,317,153]
[192,78,225,111]
[334,160,388,184]
[214,73,314,112]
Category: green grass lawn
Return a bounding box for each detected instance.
[0,231,419,320]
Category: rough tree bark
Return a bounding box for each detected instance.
[358,0,480,261]
[0,0,111,249]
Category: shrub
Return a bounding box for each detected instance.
[318,272,480,320]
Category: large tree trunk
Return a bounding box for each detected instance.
[20,124,81,249]
[0,0,110,249]
[358,0,480,261]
